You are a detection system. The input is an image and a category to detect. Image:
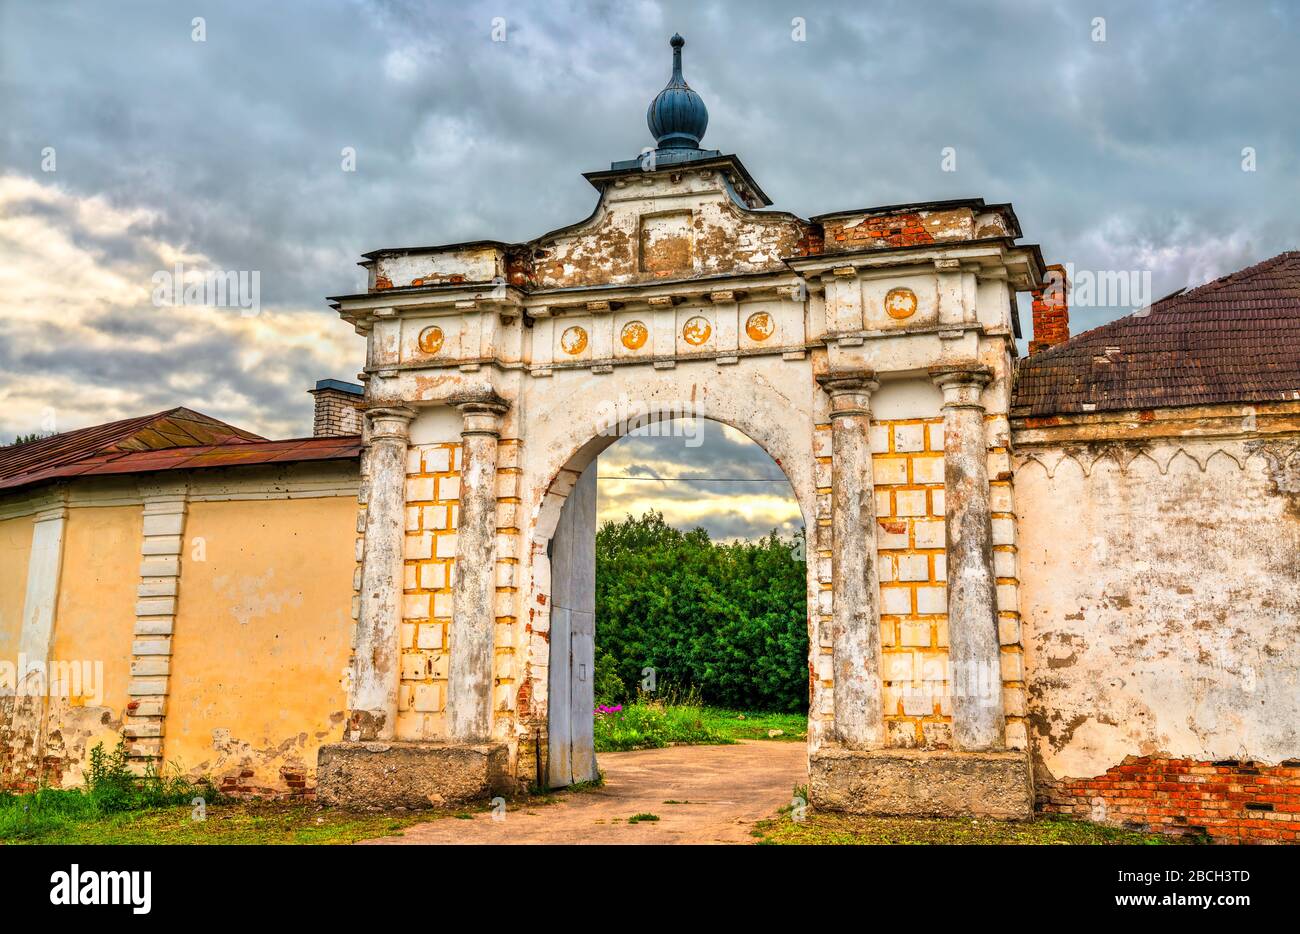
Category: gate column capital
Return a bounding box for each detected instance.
[364,405,416,442]
[929,363,992,408]
[817,370,879,418]
[449,391,510,437]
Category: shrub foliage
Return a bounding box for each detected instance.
[594,511,808,713]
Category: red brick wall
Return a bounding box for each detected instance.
[826,211,937,250]
[1040,755,1300,843]
[1029,262,1070,353]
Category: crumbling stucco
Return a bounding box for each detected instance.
[1014,433,1300,789]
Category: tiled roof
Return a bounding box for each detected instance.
[0,408,360,494]
[1013,251,1300,417]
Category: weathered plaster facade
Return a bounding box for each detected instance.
[0,462,359,792]
[1013,404,1300,839]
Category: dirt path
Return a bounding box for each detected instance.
[358,740,807,845]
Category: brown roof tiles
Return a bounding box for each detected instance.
[1013,251,1300,417]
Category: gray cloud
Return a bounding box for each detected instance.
[7,1,1295,313]
[1,0,1294,532]
[597,420,803,541]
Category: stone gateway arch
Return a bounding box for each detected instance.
[317,35,1040,817]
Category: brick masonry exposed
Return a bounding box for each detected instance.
[1028,262,1069,354]
[828,211,937,250]
[311,383,364,437]
[1041,755,1300,843]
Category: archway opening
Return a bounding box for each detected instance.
[542,415,809,790]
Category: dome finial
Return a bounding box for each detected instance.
[647,33,708,150]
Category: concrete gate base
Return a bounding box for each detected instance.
[810,746,1034,820]
[316,741,512,809]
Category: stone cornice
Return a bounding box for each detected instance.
[1010,401,1300,448]
[783,238,1043,290]
[526,275,797,316]
[332,286,528,326]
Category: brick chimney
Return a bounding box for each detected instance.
[1029,263,1070,353]
[309,379,364,436]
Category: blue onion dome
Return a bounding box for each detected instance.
[647,34,708,150]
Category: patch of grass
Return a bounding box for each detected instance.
[591,698,807,751]
[752,811,1203,845]
[3,799,438,845]
[593,692,731,751]
[0,736,485,845]
[627,813,660,824]
[698,708,808,743]
[0,737,220,842]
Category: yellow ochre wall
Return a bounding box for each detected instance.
[166,496,355,791]
[45,505,143,785]
[0,514,35,678]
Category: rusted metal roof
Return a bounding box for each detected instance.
[0,408,262,482]
[1013,251,1300,417]
[0,408,359,494]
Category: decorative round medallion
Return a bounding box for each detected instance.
[745,311,774,341]
[560,326,588,355]
[417,325,444,354]
[620,320,648,350]
[884,287,918,320]
[682,316,712,346]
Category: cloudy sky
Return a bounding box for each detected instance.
[597,420,801,541]
[1,0,1295,537]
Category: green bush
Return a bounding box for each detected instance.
[592,651,625,707]
[85,736,213,813]
[595,511,808,712]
